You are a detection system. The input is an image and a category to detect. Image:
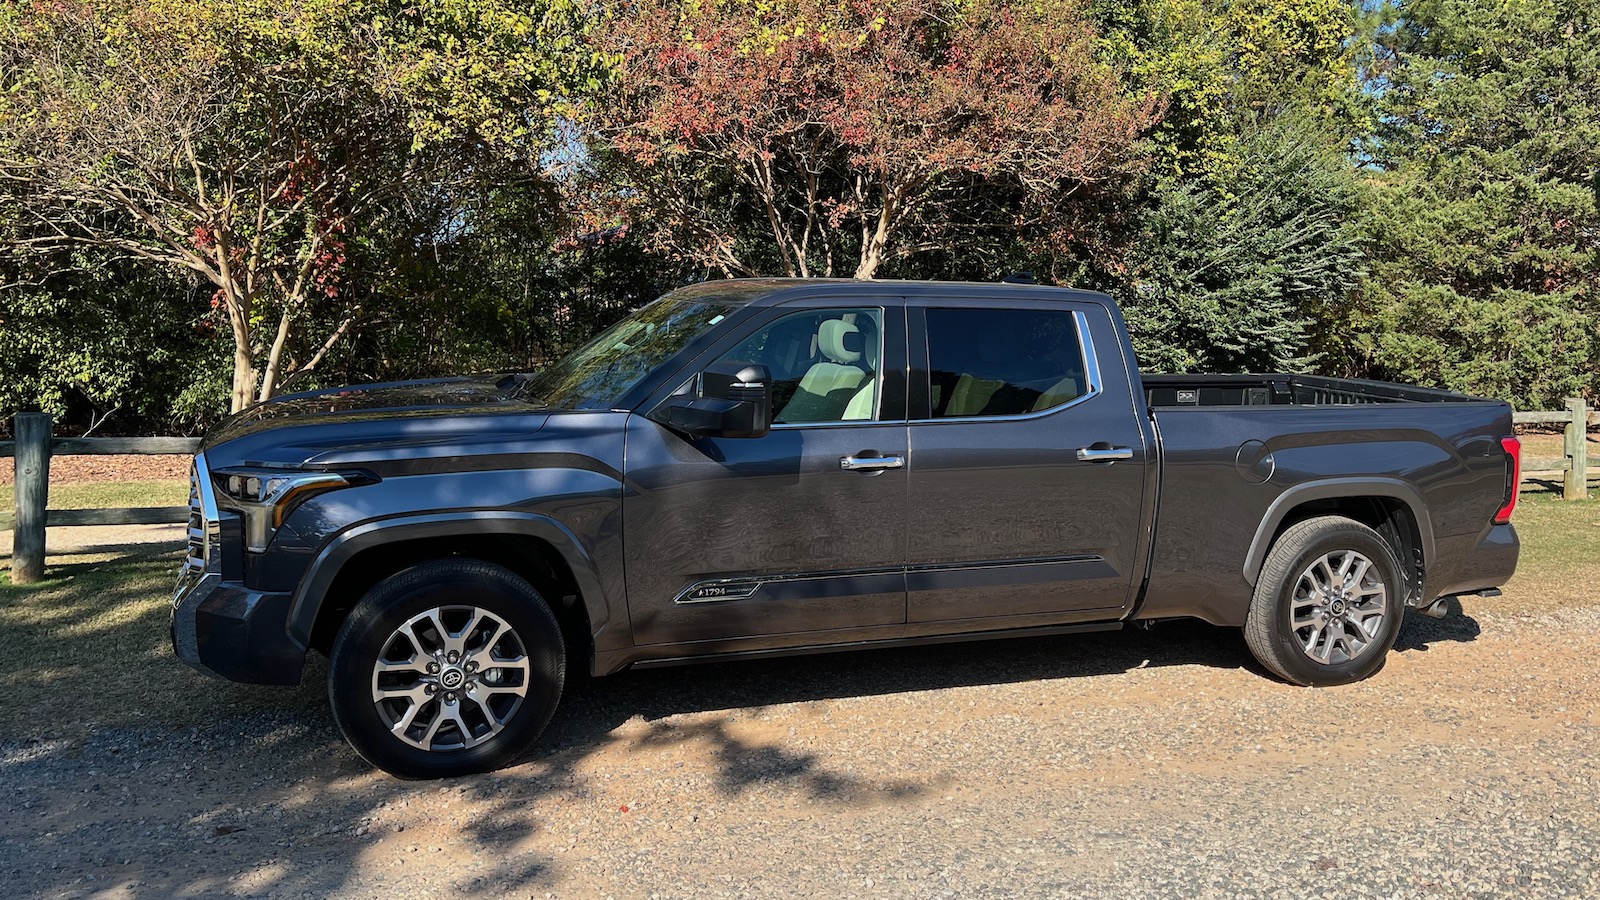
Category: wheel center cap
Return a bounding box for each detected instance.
[1329,599,1347,616]
[440,667,465,690]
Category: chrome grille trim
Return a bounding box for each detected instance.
[179,452,221,581]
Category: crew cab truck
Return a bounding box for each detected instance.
[171,279,1521,778]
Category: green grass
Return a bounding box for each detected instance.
[0,478,187,511]
[1504,492,1600,585]
[0,544,324,739]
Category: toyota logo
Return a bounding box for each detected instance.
[440,668,465,689]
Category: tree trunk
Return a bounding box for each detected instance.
[257,311,293,404]
[854,184,897,280]
[230,334,256,413]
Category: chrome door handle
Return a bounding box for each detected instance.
[1075,447,1134,462]
[840,455,904,471]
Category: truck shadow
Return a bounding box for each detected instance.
[1393,598,1482,651]
[0,544,1487,900]
[551,607,1481,740]
[555,619,1251,733]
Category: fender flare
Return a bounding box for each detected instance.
[285,511,615,650]
[1241,477,1436,591]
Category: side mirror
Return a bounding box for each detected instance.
[655,361,773,439]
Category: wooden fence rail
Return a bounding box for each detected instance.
[1512,397,1592,501]
[5,398,1599,584]
[4,412,198,584]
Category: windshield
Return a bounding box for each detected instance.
[518,298,734,409]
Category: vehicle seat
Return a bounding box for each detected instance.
[946,375,1005,416]
[778,319,868,422]
[841,317,882,420]
[1030,375,1082,411]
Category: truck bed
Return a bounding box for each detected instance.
[1143,374,1476,408]
[1136,371,1515,628]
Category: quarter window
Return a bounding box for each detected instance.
[924,308,1088,418]
[713,308,885,424]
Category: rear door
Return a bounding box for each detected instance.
[904,297,1152,627]
[623,300,910,647]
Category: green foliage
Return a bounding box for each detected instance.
[1,0,1595,433]
[1118,117,1365,372]
[0,252,218,433]
[1093,0,1359,179]
[1350,0,1600,406]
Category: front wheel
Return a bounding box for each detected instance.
[1244,516,1406,687]
[327,559,566,778]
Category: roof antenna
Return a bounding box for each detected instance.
[1001,271,1036,284]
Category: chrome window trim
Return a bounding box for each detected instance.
[913,308,1102,425]
[770,419,902,431]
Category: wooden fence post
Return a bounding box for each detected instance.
[1565,397,1589,501]
[11,413,52,584]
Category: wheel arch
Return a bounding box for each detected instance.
[1243,478,1434,606]
[288,513,616,673]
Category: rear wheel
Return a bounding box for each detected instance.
[328,559,565,778]
[1244,516,1405,687]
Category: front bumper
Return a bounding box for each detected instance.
[170,568,306,685]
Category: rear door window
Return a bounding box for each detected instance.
[923,308,1088,418]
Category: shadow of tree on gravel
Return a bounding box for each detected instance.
[0,541,1497,899]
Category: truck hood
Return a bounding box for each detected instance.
[199,376,569,469]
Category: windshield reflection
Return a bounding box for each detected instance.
[519,299,733,409]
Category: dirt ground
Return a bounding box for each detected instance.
[3,457,1599,898]
[2,591,1597,899]
[0,453,190,487]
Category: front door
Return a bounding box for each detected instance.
[904,300,1152,626]
[623,303,910,647]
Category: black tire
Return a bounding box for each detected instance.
[1244,515,1406,687]
[327,558,565,779]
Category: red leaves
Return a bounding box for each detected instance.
[311,215,348,301]
[598,0,1154,183]
[588,0,1158,277]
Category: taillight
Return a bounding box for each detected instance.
[1494,435,1521,525]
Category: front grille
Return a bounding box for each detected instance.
[181,454,219,577]
[185,464,206,574]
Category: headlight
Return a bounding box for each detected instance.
[212,467,365,552]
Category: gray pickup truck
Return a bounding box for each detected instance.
[171,278,1520,778]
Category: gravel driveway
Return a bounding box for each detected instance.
[4,594,1598,899]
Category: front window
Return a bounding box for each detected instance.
[519,298,734,409]
[711,307,885,424]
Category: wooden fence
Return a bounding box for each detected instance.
[3,412,198,584]
[1513,397,1592,502]
[4,399,1598,585]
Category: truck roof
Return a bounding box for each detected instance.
[661,277,1116,308]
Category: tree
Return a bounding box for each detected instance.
[0,0,591,413]
[590,0,1159,280]
[0,248,218,433]
[1347,0,1600,406]
[1092,0,1360,180]
[1117,115,1365,373]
